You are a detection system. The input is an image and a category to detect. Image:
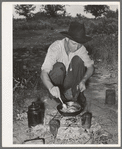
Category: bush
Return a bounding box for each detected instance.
[86,17,118,35]
[33,12,49,20]
[103,9,118,19]
[54,17,72,26]
[85,33,118,65]
[13,19,52,31]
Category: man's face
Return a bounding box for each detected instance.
[67,39,82,53]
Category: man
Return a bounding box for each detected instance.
[41,21,94,110]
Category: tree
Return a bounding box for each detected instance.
[103,9,118,19]
[41,5,66,17]
[14,5,36,20]
[84,5,110,19]
[76,13,86,19]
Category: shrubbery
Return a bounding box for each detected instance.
[85,32,118,65]
[104,9,118,19]
[53,17,72,26]
[14,14,118,35]
[13,19,52,31]
[86,17,118,35]
[13,15,118,67]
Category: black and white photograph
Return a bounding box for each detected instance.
[2,1,121,147]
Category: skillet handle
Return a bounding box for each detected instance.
[23,137,45,144]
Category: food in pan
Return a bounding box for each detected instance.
[60,102,81,113]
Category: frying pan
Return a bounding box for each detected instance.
[57,101,84,116]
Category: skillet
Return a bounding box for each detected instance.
[57,101,84,116]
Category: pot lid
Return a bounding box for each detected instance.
[28,102,40,110]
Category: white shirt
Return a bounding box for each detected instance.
[41,38,94,73]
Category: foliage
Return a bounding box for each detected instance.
[33,11,49,20]
[84,5,110,19]
[41,5,66,17]
[13,19,52,31]
[53,17,72,26]
[85,33,118,65]
[85,17,118,35]
[76,13,86,19]
[13,16,118,68]
[103,9,118,19]
[13,60,41,92]
[14,5,36,20]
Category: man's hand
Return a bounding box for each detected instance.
[77,65,94,93]
[49,86,60,98]
[77,81,86,92]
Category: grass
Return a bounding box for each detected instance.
[13,19,53,31]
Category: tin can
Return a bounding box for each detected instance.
[28,102,44,128]
[49,119,60,138]
[105,89,115,105]
[81,112,92,129]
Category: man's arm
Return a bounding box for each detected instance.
[41,70,61,98]
[78,65,94,92]
[82,65,94,83]
[40,41,62,98]
[41,70,54,91]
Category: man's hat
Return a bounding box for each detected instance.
[60,21,92,44]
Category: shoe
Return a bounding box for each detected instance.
[77,92,86,109]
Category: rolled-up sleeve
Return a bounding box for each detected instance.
[80,46,94,68]
[41,41,60,73]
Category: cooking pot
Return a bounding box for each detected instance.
[57,101,84,116]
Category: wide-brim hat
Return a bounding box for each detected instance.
[60,21,92,44]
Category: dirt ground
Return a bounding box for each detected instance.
[13,28,118,145]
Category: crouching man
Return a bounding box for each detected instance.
[41,21,94,110]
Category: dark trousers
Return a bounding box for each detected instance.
[49,56,86,104]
